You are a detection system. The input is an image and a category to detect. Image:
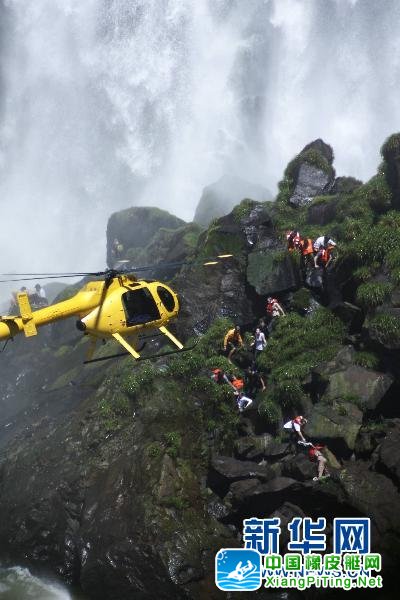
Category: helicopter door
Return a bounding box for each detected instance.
[122,288,160,326]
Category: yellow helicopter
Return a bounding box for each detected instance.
[0,256,232,363]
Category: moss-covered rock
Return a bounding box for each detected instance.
[106,206,186,267]
[277,139,335,208]
[323,365,393,412]
[306,402,363,456]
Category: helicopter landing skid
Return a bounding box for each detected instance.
[83,343,197,365]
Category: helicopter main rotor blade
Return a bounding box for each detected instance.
[0,254,234,283]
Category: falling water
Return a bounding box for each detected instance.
[0,0,400,273]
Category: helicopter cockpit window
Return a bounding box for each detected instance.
[157,286,175,312]
[122,288,160,326]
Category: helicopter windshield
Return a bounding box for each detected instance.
[122,288,160,326]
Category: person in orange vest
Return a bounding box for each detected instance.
[231,374,244,392]
[299,236,315,273]
[223,325,243,362]
[309,443,330,481]
[286,230,301,252]
[314,245,334,269]
[210,368,236,390]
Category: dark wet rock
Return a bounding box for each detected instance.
[329,176,363,195]
[337,463,400,558]
[306,266,324,289]
[262,440,290,459]
[193,174,271,228]
[281,454,316,481]
[355,424,388,458]
[306,402,363,457]
[225,477,300,518]
[208,455,274,497]
[234,434,274,461]
[307,196,340,225]
[375,423,400,487]
[332,301,363,329]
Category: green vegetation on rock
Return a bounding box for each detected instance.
[257,309,344,419]
[356,282,393,308]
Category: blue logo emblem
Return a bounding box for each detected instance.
[215,548,261,591]
[333,518,371,554]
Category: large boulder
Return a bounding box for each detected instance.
[306,402,363,457]
[288,139,335,207]
[208,456,274,497]
[281,454,316,481]
[106,207,185,267]
[324,365,393,412]
[193,175,271,228]
[225,477,300,518]
[247,249,301,295]
[337,463,400,563]
[234,434,274,461]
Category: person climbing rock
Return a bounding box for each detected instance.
[313,235,336,252]
[210,368,236,390]
[253,327,267,358]
[235,391,253,413]
[223,325,243,362]
[111,238,124,266]
[286,230,301,252]
[283,415,308,443]
[244,365,266,397]
[299,236,315,274]
[314,245,334,270]
[309,443,330,481]
[266,297,285,333]
[231,374,244,392]
[266,297,285,318]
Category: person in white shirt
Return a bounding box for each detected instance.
[313,235,336,252]
[34,284,47,299]
[235,392,253,413]
[253,327,267,358]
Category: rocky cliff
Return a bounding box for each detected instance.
[1,135,400,599]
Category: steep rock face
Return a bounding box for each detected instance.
[106,207,185,267]
[287,139,335,207]
[193,174,271,228]
[0,347,235,600]
[289,163,333,208]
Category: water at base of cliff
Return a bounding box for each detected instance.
[0,565,87,600]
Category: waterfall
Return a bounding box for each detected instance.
[0,0,400,272]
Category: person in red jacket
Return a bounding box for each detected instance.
[309,444,330,481]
